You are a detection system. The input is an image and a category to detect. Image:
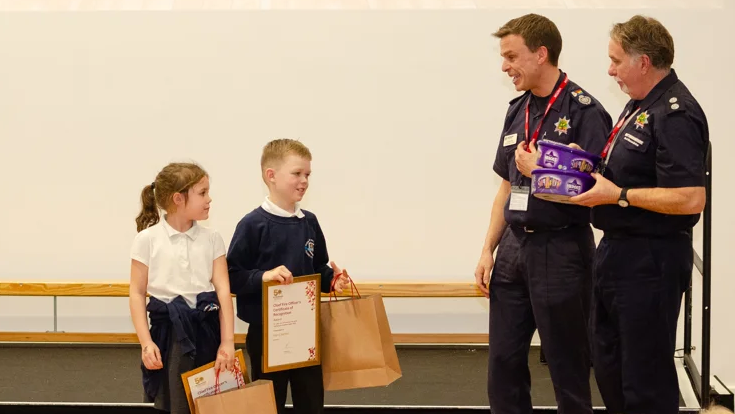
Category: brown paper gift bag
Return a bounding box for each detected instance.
[320,274,402,390]
[195,380,278,414]
[180,349,249,414]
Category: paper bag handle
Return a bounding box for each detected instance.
[212,356,246,395]
[330,270,361,301]
[214,369,221,394]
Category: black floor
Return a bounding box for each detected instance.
[0,344,602,407]
[0,343,695,414]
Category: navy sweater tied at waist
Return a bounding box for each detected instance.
[142,291,221,402]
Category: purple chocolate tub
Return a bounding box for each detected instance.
[536,139,601,173]
[531,168,595,204]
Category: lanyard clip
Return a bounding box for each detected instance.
[596,161,607,176]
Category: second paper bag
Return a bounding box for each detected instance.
[195,380,278,414]
[320,293,402,390]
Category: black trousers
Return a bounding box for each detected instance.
[245,324,324,414]
[488,226,595,414]
[488,225,594,414]
[591,233,691,414]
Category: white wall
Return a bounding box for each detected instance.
[0,0,732,392]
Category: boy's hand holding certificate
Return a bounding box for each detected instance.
[263,265,294,284]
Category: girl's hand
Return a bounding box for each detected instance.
[142,342,163,370]
[214,341,236,374]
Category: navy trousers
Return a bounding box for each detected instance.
[246,324,324,414]
[488,225,594,414]
[591,233,691,414]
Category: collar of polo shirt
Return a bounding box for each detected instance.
[262,196,305,218]
[160,214,201,240]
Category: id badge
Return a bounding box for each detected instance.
[509,186,530,211]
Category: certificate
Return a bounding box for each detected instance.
[180,348,248,414]
[262,273,321,373]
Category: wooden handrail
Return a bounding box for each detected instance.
[0,332,489,344]
[0,281,488,344]
[0,281,484,298]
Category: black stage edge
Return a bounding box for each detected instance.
[0,406,706,414]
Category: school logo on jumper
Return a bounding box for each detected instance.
[554,116,571,135]
[635,111,649,129]
[567,179,582,194]
[571,158,593,173]
[543,150,559,167]
[537,176,562,189]
[304,239,315,258]
[203,303,220,312]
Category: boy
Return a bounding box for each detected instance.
[227,138,349,414]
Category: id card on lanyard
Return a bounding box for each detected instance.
[597,106,641,174]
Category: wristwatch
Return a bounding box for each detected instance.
[618,188,629,208]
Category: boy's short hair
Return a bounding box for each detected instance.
[260,138,312,182]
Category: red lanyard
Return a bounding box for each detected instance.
[524,74,569,152]
[600,107,640,160]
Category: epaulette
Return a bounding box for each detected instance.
[569,87,595,108]
[663,93,686,116]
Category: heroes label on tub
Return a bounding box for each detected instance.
[542,150,559,167]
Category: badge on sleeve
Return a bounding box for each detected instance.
[572,89,591,105]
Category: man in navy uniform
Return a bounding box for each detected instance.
[474,13,612,414]
[571,15,708,414]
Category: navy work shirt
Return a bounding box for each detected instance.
[493,70,613,230]
[591,69,709,236]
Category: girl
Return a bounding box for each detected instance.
[129,162,236,414]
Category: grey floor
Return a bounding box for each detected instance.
[0,344,610,407]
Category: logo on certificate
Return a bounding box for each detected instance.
[273,289,283,298]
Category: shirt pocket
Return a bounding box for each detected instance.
[621,131,651,153]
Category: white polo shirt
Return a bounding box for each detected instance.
[130,216,226,308]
